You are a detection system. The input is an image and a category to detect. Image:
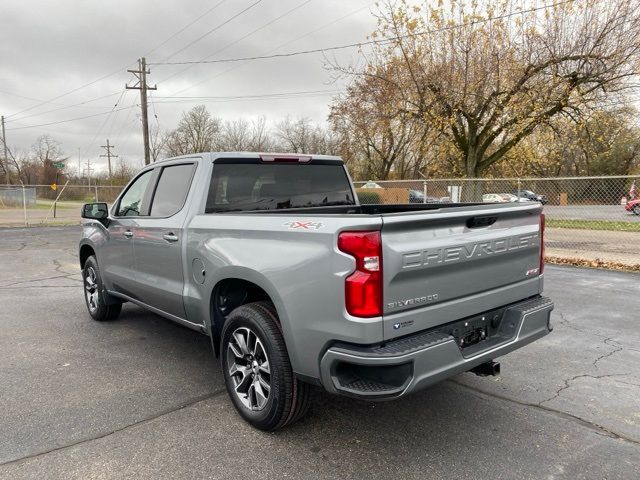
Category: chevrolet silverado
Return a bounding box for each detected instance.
[79,152,553,430]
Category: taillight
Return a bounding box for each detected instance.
[540,213,545,274]
[338,231,383,317]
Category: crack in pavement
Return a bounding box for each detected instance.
[0,274,82,289]
[53,258,79,277]
[0,255,81,288]
[557,311,606,339]
[557,311,639,361]
[0,285,80,289]
[538,372,634,406]
[0,389,227,468]
[451,380,640,446]
[593,338,624,369]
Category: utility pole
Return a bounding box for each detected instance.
[1,115,9,183]
[100,139,118,177]
[126,57,156,165]
[84,159,94,188]
[78,148,81,180]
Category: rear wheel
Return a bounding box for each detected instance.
[633,205,640,215]
[83,255,122,322]
[221,301,310,430]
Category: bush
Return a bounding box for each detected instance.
[356,189,382,204]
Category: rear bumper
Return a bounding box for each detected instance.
[319,296,553,400]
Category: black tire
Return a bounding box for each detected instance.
[221,301,310,431]
[633,205,640,215]
[82,255,122,322]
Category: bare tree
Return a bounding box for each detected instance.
[149,124,167,162]
[274,116,336,154]
[247,117,272,151]
[217,118,251,151]
[164,105,221,156]
[32,135,67,184]
[333,0,640,177]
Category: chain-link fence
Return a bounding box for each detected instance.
[0,184,125,227]
[354,176,640,266]
[2,176,639,266]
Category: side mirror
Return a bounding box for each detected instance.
[82,203,109,222]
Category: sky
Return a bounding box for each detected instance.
[0,0,378,174]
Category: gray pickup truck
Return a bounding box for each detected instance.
[79,152,553,430]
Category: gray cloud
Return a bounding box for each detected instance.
[0,0,375,172]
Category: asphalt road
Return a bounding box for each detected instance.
[543,204,640,222]
[0,226,638,479]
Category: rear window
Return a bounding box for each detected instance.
[150,164,194,217]
[206,161,354,212]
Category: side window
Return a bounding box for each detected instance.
[116,170,153,217]
[150,164,195,217]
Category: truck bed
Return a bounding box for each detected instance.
[209,202,485,215]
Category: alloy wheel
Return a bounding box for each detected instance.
[226,327,271,410]
[84,266,99,314]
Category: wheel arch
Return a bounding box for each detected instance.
[208,272,286,358]
[79,242,96,269]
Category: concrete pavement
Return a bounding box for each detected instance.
[0,226,638,479]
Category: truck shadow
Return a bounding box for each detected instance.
[117,304,513,431]
[106,305,625,478]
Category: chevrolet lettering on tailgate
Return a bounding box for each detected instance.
[402,233,539,269]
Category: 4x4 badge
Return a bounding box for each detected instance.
[283,221,324,230]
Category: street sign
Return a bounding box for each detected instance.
[52,162,65,169]
[50,183,57,191]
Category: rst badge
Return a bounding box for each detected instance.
[283,221,324,231]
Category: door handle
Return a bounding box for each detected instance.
[123,230,133,238]
[163,233,179,243]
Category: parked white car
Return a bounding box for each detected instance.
[500,193,533,203]
[482,193,506,203]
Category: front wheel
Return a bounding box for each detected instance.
[83,255,122,322]
[633,205,640,215]
[221,301,310,431]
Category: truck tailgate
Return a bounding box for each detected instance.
[381,203,543,340]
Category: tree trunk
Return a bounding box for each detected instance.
[463,145,483,202]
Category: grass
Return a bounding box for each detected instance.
[35,199,85,210]
[0,199,85,210]
[546,218,640,232]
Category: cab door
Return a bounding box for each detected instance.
[132,162,197,320]
[101,168,155,297]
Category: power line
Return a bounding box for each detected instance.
[109,94,141,156]
[152,88,340,104]
[105,92,132,140]
[156,0,314,85]
[149,92,160,128]
[150,0,573,67]
[153,88,338,99]
[144,0,228,57]
[7,91,123,123]
[0,89,66,104]
[165,1,374,97]
[4,66,133,120]
[160,0,264,63]
[80,89,128,157]
[2,2,230,122]
[5,105,134,131]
